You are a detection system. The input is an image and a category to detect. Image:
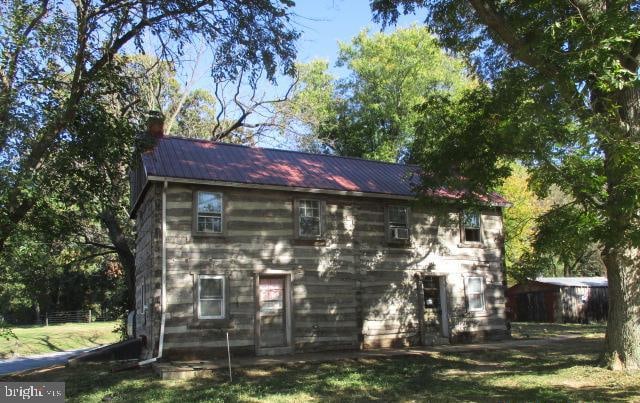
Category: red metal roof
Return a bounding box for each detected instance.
[141,136,509,205]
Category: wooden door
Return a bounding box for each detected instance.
[259,277,287,348]
[423,276,442,330]
[422,276,449,338]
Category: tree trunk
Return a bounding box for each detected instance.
[100,209,136,312]
[602,247,640,370]
[598,85,640,371]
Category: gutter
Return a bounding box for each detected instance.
[139,180,168,366]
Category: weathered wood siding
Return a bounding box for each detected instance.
[134,182,508,358]
[134,183,161,358]
[560,286,608,323]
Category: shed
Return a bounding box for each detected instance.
[506,277,608,323]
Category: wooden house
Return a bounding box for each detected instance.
[129,134,510,360]
[506,277,608,323]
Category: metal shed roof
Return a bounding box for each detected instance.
[535,277,608,288]
[139,137,510,204]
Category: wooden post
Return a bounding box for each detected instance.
[415,274,425,346]
[88,310,92,323]
[226,332,233,382]
[45,313,48,327]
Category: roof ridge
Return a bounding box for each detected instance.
[161,135,419,168]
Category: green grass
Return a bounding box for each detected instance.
[511,321,606,339]
[0,321,120,359]
[4,325,639,402]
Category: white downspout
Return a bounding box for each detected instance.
[140,180,168,366]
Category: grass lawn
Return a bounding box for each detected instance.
[3,323,639,402]
[511,321,606,339]
[0,321,120,359]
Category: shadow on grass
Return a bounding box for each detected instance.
[511,322,606,339]
[5,338,639,403]
[37,336,65,353]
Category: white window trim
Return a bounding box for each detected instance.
[465,276,486,312]
[297,199,323,238]
[198,275,225,319]
[195,191,223,234]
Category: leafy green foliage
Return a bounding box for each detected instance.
[0,0,299,323]
[496,164,548,281]
[274,60,337,152]
[371,0,640,367]
[290,26,475,160]
[0,321,15,341]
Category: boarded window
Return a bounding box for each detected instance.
[298,200,322,237]
[196,192,223,233]
[466,276,485,311]
[198,276,225,319]
[462,210,481,243]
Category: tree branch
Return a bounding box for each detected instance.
[0,0,50,151]
[212,73,299,140]
[165,42,205,135]
[66,250,117,266]
[82,239,117,251]
[467,0,558,77]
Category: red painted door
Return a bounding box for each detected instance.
[259,277,287,347]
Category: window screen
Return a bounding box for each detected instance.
[197,192,222,233]
[388,206,409,238]
[299,200,321,237]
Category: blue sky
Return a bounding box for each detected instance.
[183,1,422,90]
[172,1,423,147]
[292,1,421,66]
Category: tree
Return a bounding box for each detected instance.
[0,0,299,251]
[263,59,337,152]
[372,0,640,369]
[496,164,548,283]
[529,192,605,278]
[286,27,475,161]
[0,0,299,319]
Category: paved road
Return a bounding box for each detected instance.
[0,347,97,376]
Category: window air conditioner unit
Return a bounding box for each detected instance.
[392,227,409,240]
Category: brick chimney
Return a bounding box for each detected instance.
[146,111,164,139]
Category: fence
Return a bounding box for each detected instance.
[42,309,118,325]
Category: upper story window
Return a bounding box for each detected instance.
[297,199,323,238]
[387,206,410,241]
[466,276,485,312]
[195,191,223,234]
[198,275,225,319]
[462,210,481,243]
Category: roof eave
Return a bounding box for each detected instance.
[142,175,510,207]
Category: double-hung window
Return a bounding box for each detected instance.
[387,206,410,241]
[462,210,481,243]
[198,275,225,319]
[195,191,223,234]
[298,200,322,237]
[466,276,485,312]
